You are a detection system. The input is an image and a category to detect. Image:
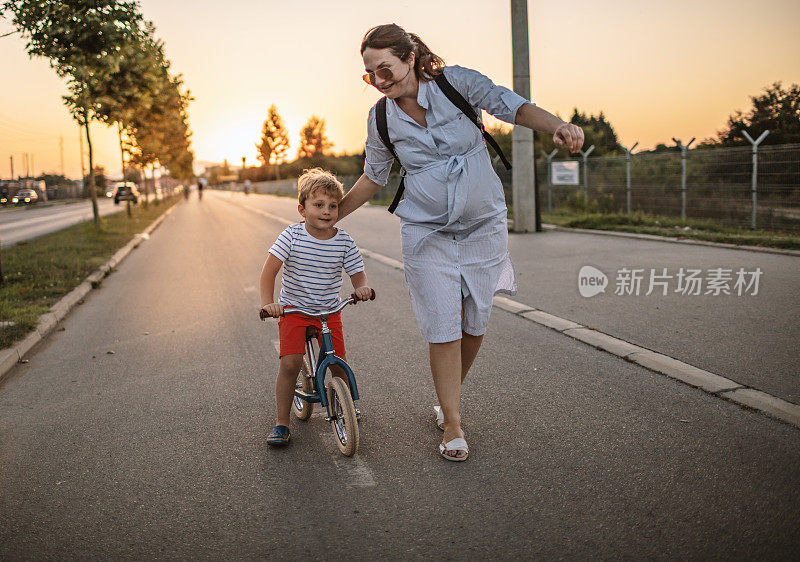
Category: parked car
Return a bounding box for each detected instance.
[114,182,140,205]
[0,187,9,206]
[11,189,39,206]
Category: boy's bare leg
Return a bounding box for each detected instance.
[429,340,465,458]
[276,354,304,427]
[460,332,484,383]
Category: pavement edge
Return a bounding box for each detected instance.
[0,202,180,386]
[540,224,800,257]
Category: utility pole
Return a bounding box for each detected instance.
[9,156,13,180]
[511,0,537,232]
[60,135,65,177]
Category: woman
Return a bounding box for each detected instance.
[338,24,584,461]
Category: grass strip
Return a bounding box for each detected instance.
[0,197,180,349]
[541,211,800,250]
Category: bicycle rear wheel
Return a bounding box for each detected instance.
[326,376,359,456]
[291,358,314,421]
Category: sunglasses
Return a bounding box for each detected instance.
[362,61,411,86]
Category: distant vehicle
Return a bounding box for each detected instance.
[0,186,9,206]
[114,182,140,205]
[12,189,39,206]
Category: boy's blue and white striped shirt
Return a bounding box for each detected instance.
[268,223,365,311]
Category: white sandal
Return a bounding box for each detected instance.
[433,406,444,431]
[439,437,469,462]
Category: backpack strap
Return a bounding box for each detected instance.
[374,70,513,214]
[375,97,406,214]
[434,73,512,170]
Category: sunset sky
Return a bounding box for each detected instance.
[1,0,798,179]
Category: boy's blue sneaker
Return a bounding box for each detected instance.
[266,425,291,446]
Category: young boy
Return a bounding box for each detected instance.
[259,168,372,447]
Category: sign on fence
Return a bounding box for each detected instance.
[551,161,579,185]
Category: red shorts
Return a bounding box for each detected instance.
[278,310,345,358]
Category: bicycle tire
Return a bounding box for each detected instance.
[291,358,314,421]
[326,376,359,456]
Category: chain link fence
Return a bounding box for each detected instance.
[531,143,800,232]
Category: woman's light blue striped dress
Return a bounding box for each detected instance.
[364,65,528,343]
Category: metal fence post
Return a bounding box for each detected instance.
[673,137,695,220]
[579,145,595,204]
[540,149,557,211]
[624,142,638,214]
[742,130,770,229]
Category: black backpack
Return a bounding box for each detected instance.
[375,72,512,213]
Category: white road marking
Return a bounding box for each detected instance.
[243,285,256,293]
[272,340,280,355]
[332,455,377,488]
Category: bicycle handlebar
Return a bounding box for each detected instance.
[260,289,376,320]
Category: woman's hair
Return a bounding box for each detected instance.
[297,168,344,206]
[360,23,445,81]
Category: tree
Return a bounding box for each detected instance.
[717,82,800,146]
[297,115,333,159]
[3,0,144,228]
[488,109,623,162]
[564,109,622,156]
[125,28,194,204]
[93,21,164,216]
[256,105,290,179]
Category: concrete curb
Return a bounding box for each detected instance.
[627,351,742,394]
[225,196,800,430]
[541,224,800,257]
[0,202,179,386]
[719,388,800,427]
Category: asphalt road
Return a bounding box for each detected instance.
[0,198,121,248]
[1,191,798,559]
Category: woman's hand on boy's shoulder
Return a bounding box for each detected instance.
[352,286,374,302]
[260,303,284,318]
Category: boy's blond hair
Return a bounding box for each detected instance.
[297,168,344,207]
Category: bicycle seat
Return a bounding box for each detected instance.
[305,326,319,339]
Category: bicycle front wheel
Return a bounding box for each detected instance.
[326,376,359,456]
[291,358,314,421]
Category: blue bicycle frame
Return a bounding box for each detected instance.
[296,305,360,420]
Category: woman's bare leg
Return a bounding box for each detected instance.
[460,332,484,383]
[430,340,466,458]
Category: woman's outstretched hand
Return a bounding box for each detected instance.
[553,123,585,153]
